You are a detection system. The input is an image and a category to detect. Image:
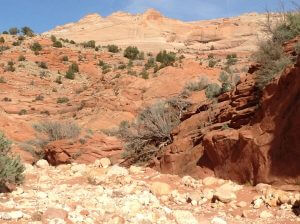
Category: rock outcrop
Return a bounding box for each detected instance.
[158,37,300,185]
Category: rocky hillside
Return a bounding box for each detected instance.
[45,9,268,54]
[158,36,300,186]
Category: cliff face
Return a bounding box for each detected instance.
[45,9,269,54]
[158,37,300,185]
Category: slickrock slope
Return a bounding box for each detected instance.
[0,159,299,224]
[45,9,268,54]
[158,37,300,185]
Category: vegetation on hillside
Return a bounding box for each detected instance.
[254,9,300,88]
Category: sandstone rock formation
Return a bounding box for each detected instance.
[45,9,268,54]
[158,37,300,185]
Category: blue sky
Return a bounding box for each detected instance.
[0,0,297,33]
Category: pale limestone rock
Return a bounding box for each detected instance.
[214,188,236,203]
[150,182,172,196]
[211,217,227,224]
[203,177,218,186]
[36,159,49,168]
[259,211,273,219]
[173,210,198,224]
[107,165,128,176]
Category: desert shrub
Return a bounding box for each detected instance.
[8,27,19,35]
[139,70,149,79]
[18,36,25,41]
[70,40,76,44]
[83,40,96,48]
[226,53,238,66]
[33,120,80,141]
[2,31,8,34]
[21,26,34,37]
[138,51,145,60]
[98,60,105,67]
[295,42,300,55]
[254,10,300,88]
[18,55,26,62]
[69,62,79,73]
[218,71,240,93]
[18,109,27,115]
[0,37,5,43]
[124,46,139,60]
[184,76,210,92]
[5,61,15,72]
[12,41,21,46]
[30,42,42,52]
[38,62,48,69]
[0,132,24,190]
[65,70,75,80]
[210,45,215,50]
[55,76,63,84]
[156,50,176,67]
[116,97,190,164]
[50,35,57,43]
[35,94,44,101]
[118,64,126,70]
[102,68,111,74]
[208,53,214,59]
[0,77,6,83]
[61,56,68,62]
[57,97,69,104]
[144,57,155,70]
[53,41,63,48]
[0,46,9,52]
[208,59,217,68]
[205,83,222,99]
[107,44,119,53]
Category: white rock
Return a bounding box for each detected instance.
[203,188,215,200]
[36,159,49,168]
[203,177,218,186]
[129,165,143,174]
[98,157,111,168]
[173,210,199,224]
[37,192,48,199]
[71,163,87,174]
[9,211,23,220]
[107,165,129,176]
[253,198,264,209]
[211,217,227,224]
[214,188,236,203]
[259,211,273,219]
[237,201,247,208]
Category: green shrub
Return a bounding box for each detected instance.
[21,26,34,37]
[83,40,96,48]
[53,41,63,48]
[184,76,210,92]
[69,62,79,73]
[107,44,119,53]
[118,64,126,70]
[33,120,80,141]
[156,50,176,67]
[0,76,6,83]
[0,37,5,43]
[102,68,111,74]
[0,132,24,190]
[18,36,25,41]
[254,10,299,88]
[61,56,68,62]
[12,41,21,46]
[57,97,69,104]
[139,70,149,79]
[50,35,57,43]
[2,31,8,34]
[5,61,15,72]
[144,57,155,70]
[98,60,105,67]
[55,76,63,84]
[65,70,75,80]
[70,40,76,44]
[218,71,240,93]
[30,42,42,52]
[205,83,222,99]
[18,109,27,115]
[208,53,214,59]
[208,59,217,68]
[8,27,19,35]
[38,62,48,69]
[18,55,26,61]
[118,97,190,164]
[226,53,238,66]
[138,51,145,60]
[124,46,139,60]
